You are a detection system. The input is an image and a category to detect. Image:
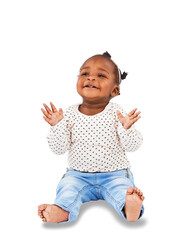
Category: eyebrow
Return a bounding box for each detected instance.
[80,66,110,75]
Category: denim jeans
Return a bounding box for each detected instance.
[54,168,144,222]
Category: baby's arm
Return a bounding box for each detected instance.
[117,123,143,152]
[47,117,71,155]
[116,107,143,152]
[41,102,71,155]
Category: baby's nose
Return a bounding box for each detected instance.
[88,76,96,80]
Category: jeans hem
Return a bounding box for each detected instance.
[118,202,145,221]
[53,202,76,223]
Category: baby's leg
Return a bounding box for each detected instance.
[38,204,69,223]
[38,168,101,223]
[124,186,145,222]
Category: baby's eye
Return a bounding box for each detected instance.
[98,74,106,78]
[81,72,89,76]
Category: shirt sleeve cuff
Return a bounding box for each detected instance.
[50,118,67,133]
[117,122,135,135]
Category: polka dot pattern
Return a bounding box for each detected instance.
[47,101,143,172]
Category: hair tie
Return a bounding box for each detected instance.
[118,68,122,84]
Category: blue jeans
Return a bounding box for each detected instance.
[54,168,144,222]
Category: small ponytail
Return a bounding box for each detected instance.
[102,51,128,82]
[121,71,128,80]
[102,51,111,59]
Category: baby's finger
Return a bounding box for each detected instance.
[132,116,141,124]
[128,108,137,117]
[43,103,52,115]
[41,108,51,119]
[59,108,63,115]
[43,115,51,125]
[130,111,141,119]
[50,102,57,113]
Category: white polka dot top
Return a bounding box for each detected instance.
[47,101,143,172]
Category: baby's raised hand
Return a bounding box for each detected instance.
[41,102,63,126]
[116,108,141,129]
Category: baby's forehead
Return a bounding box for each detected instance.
[80,56,115,73]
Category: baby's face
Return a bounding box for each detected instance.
[76,56,119,103]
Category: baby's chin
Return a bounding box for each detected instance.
[79,90,102,98]
[77,88,112,101]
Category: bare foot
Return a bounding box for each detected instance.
[124,186,145,222]
[38,204,69,223]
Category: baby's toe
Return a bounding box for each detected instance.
[139,191,143,197]
[38,210,42,217]
[141,195,145,201]
[137,189,143,197]
[38,205,46,219]
[42,217,47,222]
[38,204,47,211]
[136,188,140,194]
[127,186,134,195]
[133,187,145,201]
[133,187,138,193]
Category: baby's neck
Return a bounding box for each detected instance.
[78,101,109,116]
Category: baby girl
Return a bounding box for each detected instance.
[38,51,145,223]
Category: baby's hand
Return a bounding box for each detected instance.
[116,108,141,129]
[41,102,63,126]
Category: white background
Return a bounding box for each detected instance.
[0,0,191,239]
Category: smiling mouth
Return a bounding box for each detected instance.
[83,85,98,89]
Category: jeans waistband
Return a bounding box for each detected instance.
[66,167,129,177]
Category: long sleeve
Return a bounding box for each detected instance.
[115,105,143,152]
[117,122,143,152]
[47,116,71,155]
